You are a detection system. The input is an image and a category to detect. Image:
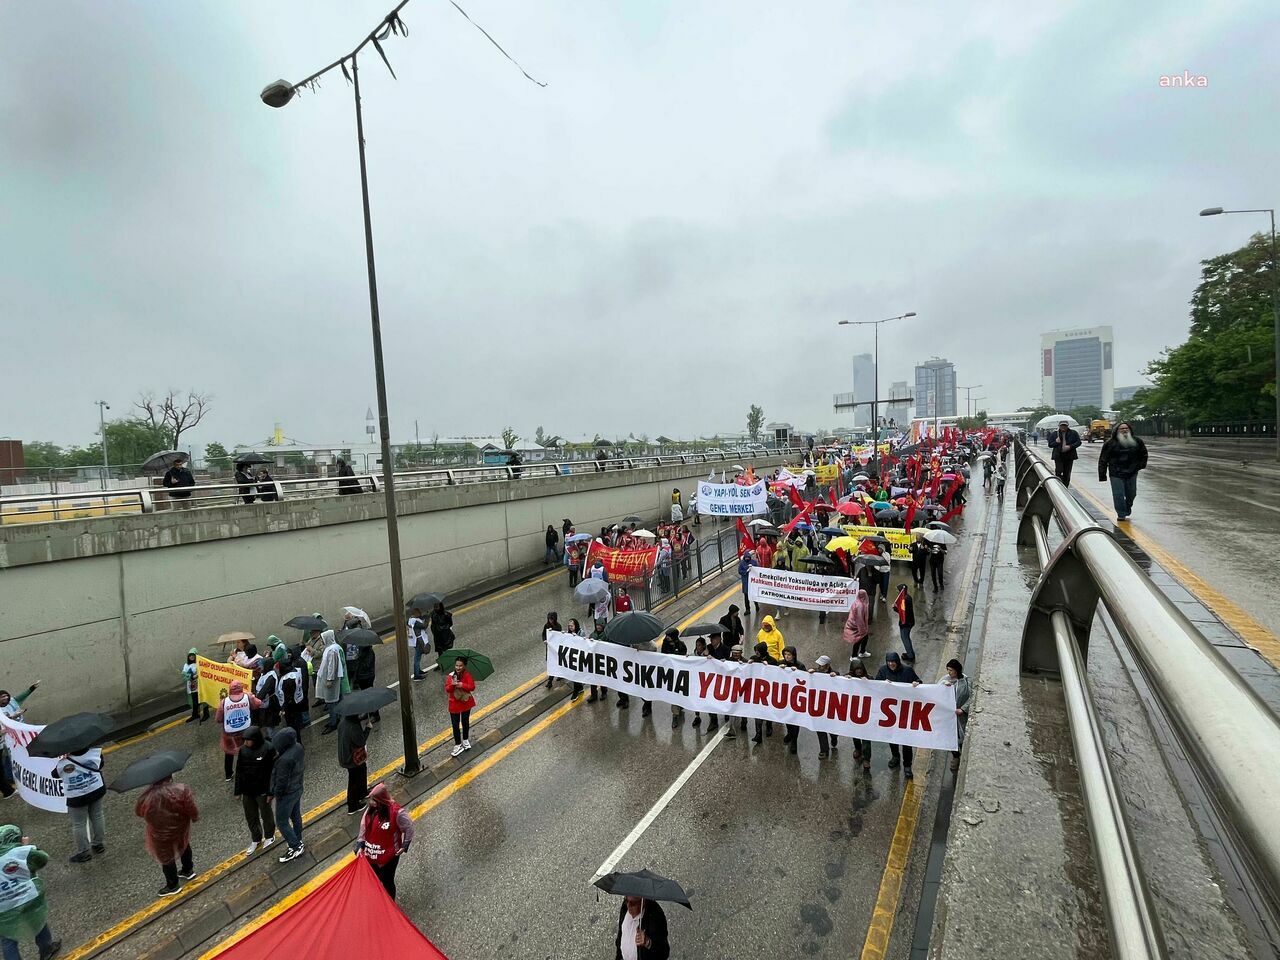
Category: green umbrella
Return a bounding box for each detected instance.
[438,648,494,681]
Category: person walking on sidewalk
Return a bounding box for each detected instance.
[737,550,758,613]
[875,652,922,779]
[233,727,276,856]
[928,541,948,591]
[316,630,346,735]
[271,726,306,863]
[446,657,477,758]
[338,714,372,815]
[544,525,560,565]
[1048,420,1081,486]
[1097,422,1148,522]
[182,649,207,724]
[135,776,199,897]
[0,825,60,960]
[408,608,430,681]
[944,658,972,772]
[53,751,106,864]
[356,783,414,900]
[843,589,871,666]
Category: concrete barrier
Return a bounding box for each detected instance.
[0,456,786,718]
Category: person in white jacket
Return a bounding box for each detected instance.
[316,630,346,735]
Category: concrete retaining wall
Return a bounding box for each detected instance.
[0,457,785,718]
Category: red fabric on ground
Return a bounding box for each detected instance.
[211,857,448,960]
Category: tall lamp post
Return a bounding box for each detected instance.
[838,311,916,468]
[1199,206,1278,460]
[96,401,111,486]
[959,384,982,419]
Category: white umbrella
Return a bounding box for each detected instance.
[747,518,774,528]
[1033,413,1080,430]
[632,529,657,539]
[341,606,371,628]
[921,529,958,546]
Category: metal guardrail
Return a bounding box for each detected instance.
[1013,441,1280,959]
[0,448,806,526]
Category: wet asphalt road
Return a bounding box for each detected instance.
[1064,442,1280,635]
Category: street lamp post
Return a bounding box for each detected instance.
[96,401,110,486]
[959,384,983,419]
[838,311,917,469]
[1199,206,1279,460]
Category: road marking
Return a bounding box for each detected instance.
[197,580,740,959]
[859,775,926,960]
[99,571,560,755]
[1043,457,1280,669]
[62,670,550,960]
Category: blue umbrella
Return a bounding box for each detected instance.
[566,532,593,543]
[820,526,845,537]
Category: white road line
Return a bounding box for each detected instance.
[590,724,730,883]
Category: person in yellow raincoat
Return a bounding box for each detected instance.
[756,615,785,662]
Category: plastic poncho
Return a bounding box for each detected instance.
[135,779,200,864]
[0,825,48,942]
[756,615,785,662]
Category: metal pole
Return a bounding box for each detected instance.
[352,55,420,776]
[97,402,110,486]
[1270,211,1278,461]
[872,323,880,469]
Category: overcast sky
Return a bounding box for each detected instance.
[3,0,1277,452]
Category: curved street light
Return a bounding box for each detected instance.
[836,312,918,464]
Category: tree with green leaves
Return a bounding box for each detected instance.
[205,441,230,462]
[1068,405,1105,425]
[1016,404,1059,430]
[501,426,519,449]
[747,404,765,442]
[1142,233,1276,422]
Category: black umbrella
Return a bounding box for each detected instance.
[139,450,188,473]
[234,452,270,466]
[337,627,383,648]
[337,687,397,717]
[753,525,782,538]
[925,520,953,532]
[680,622,725,637]
[110,749,191,792]
[594,869,692,910]
[27,712,114,758]
[622,515,643,524]
[406,592,445,612]
[875,508,902,521]
[285,615,328,632]
[860,535,892,547]
[853,554,891,573]
[604,611,665,647]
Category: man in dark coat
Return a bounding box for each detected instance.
[875,652,922,779]
[615,896,670,960]
[1048,421,1081,486]
[1097,421,1149,522]
[336,457,361,495]
[162,456,195,508]
[234,462,256,504]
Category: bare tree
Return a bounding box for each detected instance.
[136,390,213,449]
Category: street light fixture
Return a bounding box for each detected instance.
[1198,205,1279,460]
[96,401,111,486]
[837,312,917,466]
[959,384,983,419]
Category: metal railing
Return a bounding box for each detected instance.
[1013,441,1280,959]
[0,448,806,526]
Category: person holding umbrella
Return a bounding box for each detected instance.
[0,825,59,960]
[134,772,200,896]
[161,455,195,509]
[1048,420,1081,486]
[233,461,256,505]
[338,709,372,815]
[928,538,948,590]
[445,656,476,758]
[316,630,346,735]
[408,608,429,682]
[615,894,670,960]
[717,604,745,652]
[355,783,414,900]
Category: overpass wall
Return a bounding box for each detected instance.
[0,458,784,719]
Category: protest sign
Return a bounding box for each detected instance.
[747,567,859,612]
[695,479,768,516]
[545,633,957,750]
[196,656,254,709]
[583,542,659,587]
[839,525,915,561]
[0,713,68,813]
[814,464,839,484]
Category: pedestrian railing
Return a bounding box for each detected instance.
[0,449,806,526]
[1013,442,1280,960]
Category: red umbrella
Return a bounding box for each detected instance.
[835,502,862,517]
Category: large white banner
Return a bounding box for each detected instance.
[695,479,768,516]
[0,713,71,813]
[748,566,859,612]
[546,633,957,749]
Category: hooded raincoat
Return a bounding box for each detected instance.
[756,615,785,662]
[843,590,870,645]
[0,825,49,943]
[316,630,346,704]
[135,778,199,864]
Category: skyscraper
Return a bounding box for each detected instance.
[1040,327,1114,409]
[914,359,957,418]
[850,353,874,428]
[886,380,912,427]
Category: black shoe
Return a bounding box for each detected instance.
[706,719,717,731]
[179,867,197,881]
[184,716,197,724]
[92,844,106,854]
[157,884,182,897]
[39,940,62,960]
[888,756,901,769]
[571,689,583,700]
[818,751,829,759]
[739,718,748,731]
[765,722,773,737]
[789,741,798,755]
[321,725,337,735]
[641,704,652,717]
[904,767,914,779]
[617,699,629,710]
[692,716,702,728]
[587,694,598,703]
[69,851,92,864]
[751,735,763,745]
[544,678,553,690]
[671,715,680,729]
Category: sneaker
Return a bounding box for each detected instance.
[1116,516,1129,523]
[157,885,182,897]
[261,837,275,852]
[278,846,305,863]
[818,751,829,760]
[244,841,259,856]
[91,844,106,854]
[179,868,197,881]
[38,940,61,960]
[888,756,901,769]
[860,651,872,658]
[904,767,914,779]
[451,744,465,757]
[462,739,472,751]
[750,735,763,745]
[412,674,426,682]
[69,851,93,864]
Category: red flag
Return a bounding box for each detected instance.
[782,504,812,537]
[903,499,918,532]
[828,487,838,508]
[787,485,805,510]
[737,518,755,555]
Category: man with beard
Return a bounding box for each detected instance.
[1048,420,1082,486]
[1098,421,1149,522]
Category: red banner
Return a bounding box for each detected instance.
[584,541,659,586]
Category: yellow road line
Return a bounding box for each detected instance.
[62,671,548,960]
[859,775,925,960]
[104,718,186,755]
[199,582,741,958]
[1060,466,1280,668]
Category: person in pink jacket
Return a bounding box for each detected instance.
[843,589,871,667]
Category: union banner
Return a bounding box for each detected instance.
[583,541,659,586]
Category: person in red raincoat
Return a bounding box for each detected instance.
[135,776,199,897]
[355,783,414,900]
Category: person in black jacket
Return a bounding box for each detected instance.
[875,652,921,778]
[234,727,276,855]
[234,462,256,504]
[431,602,455,656]
[544,525,560,565]
[908,537,929,587]
[1048,421,1082,486]
[270,727,306,862]
[1097,422,1149,522]
[928,542,947,590]
[336,457,361,495]
[615,896,670,960]
[717,605,745,649]
[353,644,380,724]
[660,629,687,729]
[779,645,807,754]
[749,642,779,744]
[162,456,195,508]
